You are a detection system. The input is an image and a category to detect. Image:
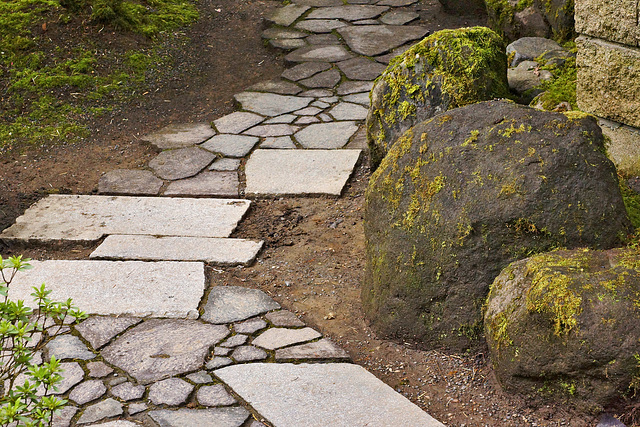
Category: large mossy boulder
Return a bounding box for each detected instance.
[363,100,632,352]
[366,27,509,169]
[485,248,640,411]
[486,0,575,42]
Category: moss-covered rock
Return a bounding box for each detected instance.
[486,0,575,42]
[485,248,640,412]
[363,100,632,352]
[366,27,509,170]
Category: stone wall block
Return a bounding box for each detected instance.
[575,0,639,46]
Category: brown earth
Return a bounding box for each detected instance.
[0,0,635,425]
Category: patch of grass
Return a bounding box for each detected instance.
[620,175,640,230]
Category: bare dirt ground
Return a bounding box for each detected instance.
[0,0,634,425]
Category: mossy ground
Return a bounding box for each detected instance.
[529,44,577,111]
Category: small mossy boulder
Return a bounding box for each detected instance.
[486,0,575,42]
[485,248,640,412]
[363,100,632,352]
[366,26,509,170]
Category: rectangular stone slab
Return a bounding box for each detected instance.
[0,195,251,242]
[90,235,263,266]
[7,260,205,319]
[214,363,444,427]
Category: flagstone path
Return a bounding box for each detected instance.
[0,0,445,425]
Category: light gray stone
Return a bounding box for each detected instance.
[265,310,305,327]
[271,37,307,50]
[295,19,348,33]
[295,106,323,116]
[299,69,341,89]
[601,120,640,176]
[213,112,264,135]
[209,158,241,171]
[275,338,350,360]
[230,346,268,362]
[101,319,229,384]
[52,405,78,427]
[342,92,370,106]
[295,116,321,125]
[336,80,374,95]
[220,334,249,348]
[266,4,310,26]
[300,89,334,97]
[345,125,368,149]
[87,361,114,378]
[9,261,205,319]
[293,0,342,5]
[205,357,233,370]
[164,172,239,197]
[110,382,145,401]
[46,335,95,361]
[69,380,106,405]
[295,121,359,148]
[86,422,138,427]
[243,124,299,137]
[377,0,417,5]
[337,25,429,56]
[252,327,322,350]
[186,371,212,384]
[507,60,552,95]
[380,10,419,25]
[264,114,297,124]
[506,37,565,67]
[234,317,267,334]
[108,377,127,386]
[128,402,147,415]
[202,286,280,324]
[149,408,250,427]
[306,33,341,45]
[98,170,163,196]
[0,195,251,241]
[319,96,339,104]
[319,113,333,122]
[262,27,307,40]
[307,5,388,20]
[201,134,259,158]
[328,102,368,120]
[285,45,354,63]
[197,384,236,406]
[215,363,444,427]
[77,398,123,424]
[234,92,312,116]
[246,79,303,95]
[149,378,194,405]
[282,62,332,81]
[248,422,267,427]
[149,147,215,180]
[312,100,330,108]
[245,149,362,196]
[336,57,386,80]
[142,124,216,149]
[214,347,231,356]
[261,136,297,149]
[76,317,142,350]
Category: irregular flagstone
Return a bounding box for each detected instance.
[87,361,114,378]
[319,113,333,121]
[264,114,297,124]
[295,121,359,149]
[377,0,417,5]
[214,363,444,427]
[246,79,303,95]
[245,149,361,196]
[58,362,85,394]
[252,327,322,350]
[295,19,348,33]
[306,33,341,45]
[149,378,194,405]
[200,134,259,157]
[234,317,267,334]
[285,45,354,62]
[69,380,107,405]
[234,92,312,116]
[307,5,388,20]
[202,286,280,324]
[148,147,216,180]
[142,124,216,150]
[220,334,249,348]
[265,310,305,327]
[342,92,371,106]
[293,0,342,5]
[261,136,297,149]
[214,347,232,356]
[336,80,374,95]
[209,158,241,171]
[164,172,239,197]
[206,357,233,370]
[353,19,379,24]
[266,4,310,26]
[111,382,145,401]
[91,235,263,266]
[312,100,330,108]
[375,43,413,64]
[186,371,212,384]
[77,398,123,424]
[127,403,148,415]
[76,316,142,350]
[213,112,264,135]
[299,69,341,89]
[52,405,78,427]
[46,335,95,361]
[337,25,429,56]
[87,422,139,427]
[295,116,321,125]
[149,408,250,427]
[230,345,268,362]
[275,338,350,360]
[270,38,307,50]
[9,261,205,319]
[197,384,236,406]
[295,106,323,116]
[300,89,334,97]
[380,10,419,25]
[243,124,299,137]
[327,102,368,120]
[98,169,163,196]
[282,62,331,81]
[262,27,307,39]
[101,319,229,384]
[336,57,387,80]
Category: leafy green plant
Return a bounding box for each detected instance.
[0,256,86,426]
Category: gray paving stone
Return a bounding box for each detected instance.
[77,398,123,424]
[377,0,417,5]
[265,310,305,327]
[87,361,114,378]
[252,327,321,350]
[149,147,215,180]
[307,5,388,20]
[342,92,371,106]
[286,45,354,62]
[69,380,107,405]
[375,43,413,64]
[46,334,95,361]
[76,317,142,350]
[295,19,348,33]
[149,378,194,405]
[319,113,333,122]
[353,18,379,24]
[295,116,321,125]
[261,136,297,149]
[246,79,303,95]
[213,112,264,135]
[202,286,280,324]
[320,95,339,103]
[346,125,368,149]
[186,371,212,384]
[220,334,249,348]
[275,338,350,361]
[234,92,312,116]
[266,4,310,26]
[52,405,78,427]
[293,0,342,5]
[243,124,299,137]
[209,158,241,171]
[98,170,163,196]
[336,57,387,80]
[338,25,429,56]
[270,38,308,50]
[214,347,232,356]
[312,100,330,108]
[281,62,331,81]
[110,382,145,401]
[128,402,148,415]
[101,319,229,384]
[164,172,239,197]
[262,27,307,39]
[328,102,368,120]
[295,121,359,148]
[230,345,268,362]
[380,10,419,25]
[234,317,267,334]
[1,195,250,241]
[245,149,361,196]
[300,69,341,88]
[142,124,216,149]
[9,261,205,319]
[248,422,267,427]
[149,408,250,427]
[108,377,127,387]
[200,134,259,158]
[55,362,85,394]
[264,114,297,124]
[197,384,236,406]
[87,422,138,427]
[300,89,334,97]
[215,363,444,427]
[295,106,323,116]
[306,33,341,45]
[336,80,374,95]
[206,357,233,370]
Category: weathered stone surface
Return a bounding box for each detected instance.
[293,0,342,5]
[52,405,78,427]
[87,422,139,427]
[296,122,359,149]
[209,158,241,171]
[98,170,163,196]
[69,380,106,405]
[234,92,312,116]
[206,357,233,370]
[46,335,95,361]
[263,27,307,40]
[111,382,145,401]
[266,4,310,26]
[149,147,215,180]
[275,338,350,360]
[149,378,194,405]
[575,0,639,46]
[246,79,303,95]
[336,80,373,95]
[265,310,305,327]
[328,102,368,120]
[336,57,386,80]
[264,114,297,124]
[295,19,348,33]
[601,121,640,176]
[271,38,308,50]
[142,124,216,149]
[342,92,370,106]
[380,10,418,25]
[261,136,297,149]
[295,106,323,116]
[245,149,361,196]
[296,117,321,125]
[76,316,141,350]
[202,286,280,324]
[164,172,238,197]
[149,408,250,427]
[338,25,428,56]
[220,334,248,348]
[377,0,417,5]
[507,60,552,96]
[597,414,627,427]
[197,384,236,406]
[486,0,574,42]
[186,371,212,384]
[306,33,341,45]
[77,398,123,424]
[300,89,334,97]
[506,37,566,67]
[127,403,148,415]
[299,69,341,89]
[214,347,231,356]
[201,134,259,158]
[244,124,299,137]
[374,44,413,64]
[364,100,633,351]
[234,317,267,334]
[230,345,268,362]
[285,45,354,63]
[87,361,114,378]
[9,261,205,319]
[213,112,264,135]
[252,327,321,350]
[215,363,443,426]
[577,36,640,128]
[282,62,331,81]
[54,362,85,394]
[307,5,388,20]
[101,319,229,384]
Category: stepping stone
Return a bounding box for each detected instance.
[87,361,114,378]
[262,28,307,40]
[149,378,194,405]
[295,106,323,116]
[206,357,233,370]
[328,102,368,120]
[299,69,341,89]
[101,319,229,384]
[202,286,280,324]
[319,113,333,122]
[337,80,374,95]
[306,5,388,20]
[377,0,417,5]
[88,422,138,427]
[142,123,215,150]
[264,114,297,124]
[164,172,239,197]
[380,10,419,25]
[295,121,359,148]
[286,45,354,63]
[306,33,341,45]
[128,403,147,415]
[214,347,232,356]
[295,19,348,33]
[98,169,163,196]
[266,4,310,26]
[243,124,299,137]
[186,371,212,384]
[353,19,379,24]
[8,261,206,319]
[312,100,330,108]
[220,334,249,347]
[53,406,78,427]
[234,92,312,116]
[58,362,85,394]
[337,25,429,56]
[231,345,268,362]
[69,380,107,405]
[234,318,267,334]
[209,158,241,171]
[76,316,142,350]
[149,408,250,427]
[213,112,264,135]
[336,57,387,80]
[252,327,322,350]
[197,384,236,406]
[275,338,350,361]
[111,382,145,401]
[246,79,303,95]
[295,116,321,125]
[200,134,259,157]
[46,335,95,361]
[270,38,307,50]
[215,363,444,427]
[265,310,305,327]
[300,89,334,97]
[148,147,215,180]
[375,43,413,64]
[293,0,342,5]
[77,398,123,424]
[343,92,371,106]
[261,136,297,149]
[245,149,361,196]
[91,235,263,266]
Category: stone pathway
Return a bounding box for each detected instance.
[0,0,445,425]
